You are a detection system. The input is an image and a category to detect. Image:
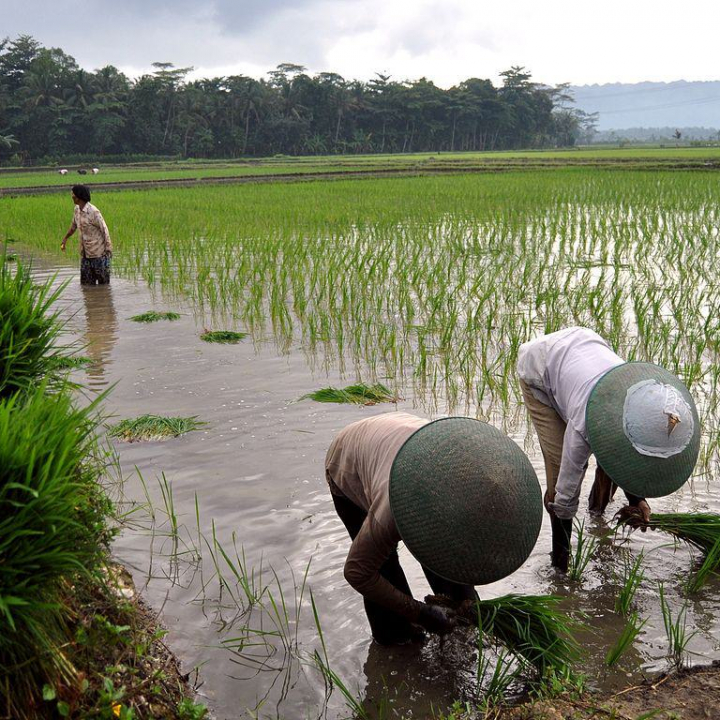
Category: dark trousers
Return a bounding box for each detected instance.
[332,493,477,645]
[81,256,111,285]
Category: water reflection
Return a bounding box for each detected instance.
[80,284,118,386]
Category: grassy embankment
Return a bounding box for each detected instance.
[1,146,719,191]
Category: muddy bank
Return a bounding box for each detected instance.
[500,663,720,719]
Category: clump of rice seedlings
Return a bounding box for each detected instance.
[200,329,248,343]
[129,310,182,323]
[53,355,93,370]
[428,593,579,676]
[615,551,645,616]
[300,382,399,405]
[107,414,206,442]
[5,252,17,262]
[605,612,646,667]
[476,645,519,709]
[0,385,111,716]
[568,519,599,582]
[0,258,68,400]
[658,582,697,667]
[617,509,720,590]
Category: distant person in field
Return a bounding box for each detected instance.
[517,326,700,572]
[325,412,542,645]
[61,185,113,285]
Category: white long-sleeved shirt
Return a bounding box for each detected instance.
[517,327,624,519]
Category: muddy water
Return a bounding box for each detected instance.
[30,257,720,719]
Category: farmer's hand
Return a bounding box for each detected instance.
[60,239,67,252]
[416,604,456,635]
[635,500,651,531]
[544,489,555,515]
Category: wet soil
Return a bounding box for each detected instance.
[500,663,720,719]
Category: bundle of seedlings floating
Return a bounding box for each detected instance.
[200,329,248,343]
[107,414,206,442]
[617,508,720,590]
[300,382,400,406]
[129,310,181,323]
[426,593,579,676]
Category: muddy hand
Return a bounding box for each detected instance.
[417,603,456,635]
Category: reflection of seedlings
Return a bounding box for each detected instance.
[659,581,697,667]
[129,311,181,323]
[427,593,579,676]
[568,519,598,582]
[615,551,645,616]
[618,510,720,590]
[605,612,646,667]
[54,355,93,370]
[108,415,206,442]
[200,330,248,344]
[300,383,400,405]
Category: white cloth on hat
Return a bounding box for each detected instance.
[623,379,695,458]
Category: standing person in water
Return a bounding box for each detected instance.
[517,326,700,572]
[61,185,113,285]
[325,412,543,645]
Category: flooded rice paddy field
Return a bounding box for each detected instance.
[9,169,720,718]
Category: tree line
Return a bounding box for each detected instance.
[0,35,598,163]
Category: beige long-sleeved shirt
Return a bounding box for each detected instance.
[325,412,428,619]
[72,202,112,259]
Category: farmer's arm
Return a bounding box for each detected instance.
[60,220,77,251]
[549,425,591,520]
[344,516,453,632]
[623,491,651,524]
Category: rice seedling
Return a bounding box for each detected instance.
[129,310,182,322]
[0,385,112,717]
[568,519,599,582]
[53,355,94,370]
[310,590,372,720]
[617,510,720,590]
[107,414,206,442]
[200,329,248,343]
[0,258,69,400]
[658,582,697,667]
[429,593,579,676]
[300,382,399,405]
[615,551,645,616]
[605,613,646,667]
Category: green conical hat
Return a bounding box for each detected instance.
[586,362,700,498]
[389,417,542,586]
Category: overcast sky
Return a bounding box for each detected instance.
[4,0,719,88]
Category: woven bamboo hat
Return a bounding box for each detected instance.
[586,362,700,498]
[389,417,542,586]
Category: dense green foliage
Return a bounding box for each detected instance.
[0,35,594,162]
[0,258,68,399]
[0,257,113,717]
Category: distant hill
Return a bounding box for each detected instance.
[569,81,720,133]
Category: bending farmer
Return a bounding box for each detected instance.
[518,326,700,571]
[325,412,542,645]
[61,185,113,285]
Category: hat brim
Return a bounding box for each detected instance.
[389,417,542,586]
[586,362,700,498]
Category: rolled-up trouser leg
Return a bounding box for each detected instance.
[331,492,416,644]
[520,380,570,568]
